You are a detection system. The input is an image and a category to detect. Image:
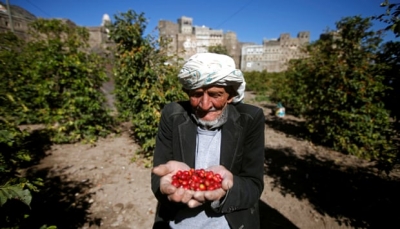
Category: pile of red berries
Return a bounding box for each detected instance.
[171,168,223,191]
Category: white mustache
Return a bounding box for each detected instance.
[196,106,217,112]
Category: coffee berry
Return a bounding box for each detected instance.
[171,168,223,191]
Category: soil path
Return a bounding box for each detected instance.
[23,92,400,229]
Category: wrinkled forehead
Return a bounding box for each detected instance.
[185,85,236,95]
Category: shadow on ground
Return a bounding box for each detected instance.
[1,129,97,229]
[20,128,53,166]
[265,115,309,141]
[21,167,99,229]
[264,146,400,228]
[21,168,300,229]
[263,108,400,228]
[262,103,312,142]
[259,200,299,229]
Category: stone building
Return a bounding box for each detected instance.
[159,16,309,72]
[240,43,265,72]
[0,2,36,39]
[86,14,114,53]
[0,1,112,53]
[2,3,310,73]
[241,31,310,72]
[224,31,241,68]
[158,16,241,68]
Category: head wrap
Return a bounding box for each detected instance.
[178,53,246,103]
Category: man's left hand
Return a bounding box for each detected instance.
[190,165,233,207]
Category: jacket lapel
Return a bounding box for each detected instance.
[220,105,242,170]
[178,119,197,168]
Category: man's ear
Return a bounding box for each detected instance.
[226,86,236,103]
[227,96,234,104]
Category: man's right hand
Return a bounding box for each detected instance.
[152,161,195,205]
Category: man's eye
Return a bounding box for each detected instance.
[191,93,202,98]
[209,93,220,98]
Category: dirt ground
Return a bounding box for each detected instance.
[22,92,400,229]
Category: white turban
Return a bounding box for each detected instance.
[178,53,246,103]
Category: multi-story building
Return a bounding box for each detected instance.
[158,16,241,68]
[159,16,309,72]
[241,31,310,72]
[0,2,36,39]
[241,44,265,72]
[2,3,310,73]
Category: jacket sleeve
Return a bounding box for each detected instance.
[151,103,175,200]
[217,106,265,214]
[151,102,190,220]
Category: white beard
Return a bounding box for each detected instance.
[197,115,221,128]
[194,106,229,130]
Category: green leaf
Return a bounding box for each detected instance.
[0,184,32,207]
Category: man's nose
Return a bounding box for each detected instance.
[199,94,212,110]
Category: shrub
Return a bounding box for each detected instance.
[271,16,397,164]
[0,97,43,227]
[244,70,285,101]
[208,45,229,56]
[377,41,400,126]
[0,19,115,144]
[108,10,187,162]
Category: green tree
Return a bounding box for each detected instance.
[272,16,396,165]
[373,1,400,152]
[19,19,114,143]
[244,70,285,102]
[208,44,229,56]
[108,10,186,163]
[0,34,41,225]
[0,19,113,228]
[377,41,400,125]
[0,32,29,122]
[373,0,400,36]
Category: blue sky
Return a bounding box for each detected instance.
[4,0,399,44]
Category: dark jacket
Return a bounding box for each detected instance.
[151,101,265,229]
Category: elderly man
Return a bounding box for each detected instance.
[151,53,265,229]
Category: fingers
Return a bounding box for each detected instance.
[187,199,203,208]
[159,182,176,195]
[207,165,234,191]
[167,188,194,203]
[204,189,226,201]
[192,188,226,203]
[163,184,228,207]
[221,178,233,191]
[152,164,170,177]
[193,190,206,202]
[152,160,191,177]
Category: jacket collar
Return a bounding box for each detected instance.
[178,104,242,169]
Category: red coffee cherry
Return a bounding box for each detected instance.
[171,169,223,191]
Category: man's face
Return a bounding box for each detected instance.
[188,86,233,122]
